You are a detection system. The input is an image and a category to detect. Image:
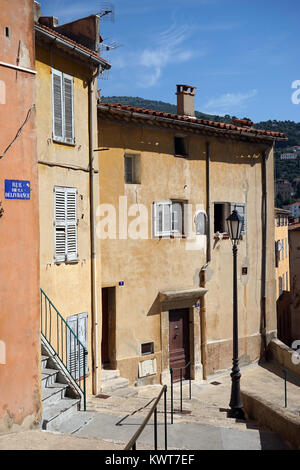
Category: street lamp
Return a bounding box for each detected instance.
[226,208,245,419]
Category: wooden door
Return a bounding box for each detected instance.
[169,309,190,382]
[101,288,110,367]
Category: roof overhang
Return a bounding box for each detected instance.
[97,104,287,144]
[35,24,111,70]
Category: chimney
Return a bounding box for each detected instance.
[176,84,197,117]
[38,16,59,28]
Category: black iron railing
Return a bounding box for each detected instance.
[283,368,300,408]
[170,362,192,424]
[124,385,168,451]
[40,288,88,410]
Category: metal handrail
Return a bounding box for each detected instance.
[170,362,192,423]
[124,385,168,451]
[40,288,88,410]
[283,368,300,408]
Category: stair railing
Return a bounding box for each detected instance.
[170,362,192,424]
[283,368,300,408]
[40,288,87,410]
[124,385,168,450]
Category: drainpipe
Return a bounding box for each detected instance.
[200,141,211,380]
[261,148,269,357]
[88,65,101,394]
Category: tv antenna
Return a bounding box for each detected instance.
[97,2,115,22]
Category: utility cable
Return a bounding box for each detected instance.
[0,105,35,160]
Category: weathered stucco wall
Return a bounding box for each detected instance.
[98,118,276,383]
[0,0,41,432]
[36,44,101,395]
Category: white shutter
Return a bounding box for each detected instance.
[67,313,88,379]
[153,202,171,237]
[52,69,63,141]
[78,313,88,376]
[171,202,183,234]
[67,315,78,379]
[54,187,66,262]
[63,74,74,143]
[66,188,78,261]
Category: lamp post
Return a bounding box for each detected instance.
[226,208,245,419]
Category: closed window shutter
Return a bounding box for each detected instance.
[66,188,78,261]
[78,313,88,376]
[54,187,66,262]
[162,203,171,235]
[63,75,74,143]
[67,313,88,379]
[67,315,78,379]
[52,70,63,141]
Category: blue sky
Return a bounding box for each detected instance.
[39,0,300,122]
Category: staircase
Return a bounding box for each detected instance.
[101,369,138,397]
[41,343,96,433]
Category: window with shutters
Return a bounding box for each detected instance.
[52,68,74,144]
[124,154,141,184]
[54,186,78,263]
[67,312,88,379]
[153,200,185,237]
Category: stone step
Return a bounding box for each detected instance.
[51,411,97,434]
[101,377,130,394]
[42,383,69,405]
[101,369,120,382]
[41,355,49,369]
[108,387,138,398]
[42,368,60,388]
[42,397,80,431]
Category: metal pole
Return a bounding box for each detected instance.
[180,368,183,413]
[229,243,244,419]
[83,350,87,411]
[132,442,136,451]
[189,364,192,400]
[170,368,174,424]
[164,386,168,450]
[284,369,287,408]
[154,407,158,450]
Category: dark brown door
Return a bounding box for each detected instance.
[169,309,190,381]
[101,288,110,367]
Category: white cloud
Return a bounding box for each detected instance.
[203,89,258,115]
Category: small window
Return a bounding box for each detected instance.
[141,342,154,356]
[5,27,10,38]
[174,136,188,157]
[214,202,247,235]
[124,153,141,184]
[194,211,207,235]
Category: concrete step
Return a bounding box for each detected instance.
[42,397,80,431]
[51,411,97,434]
[101,369,120,382]
[42,368,59,388]
[108,387,138,398]
[101,377,130,394]
[42,383,69,405]
[41,355,49,369]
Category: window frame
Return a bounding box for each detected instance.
[124,153,141,184]
[153,200,186,238]
[174,135,189,158]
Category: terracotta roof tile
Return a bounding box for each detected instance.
[35,22,110,67]
[98,102,286,139]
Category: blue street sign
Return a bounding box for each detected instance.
[5,180,30,200]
